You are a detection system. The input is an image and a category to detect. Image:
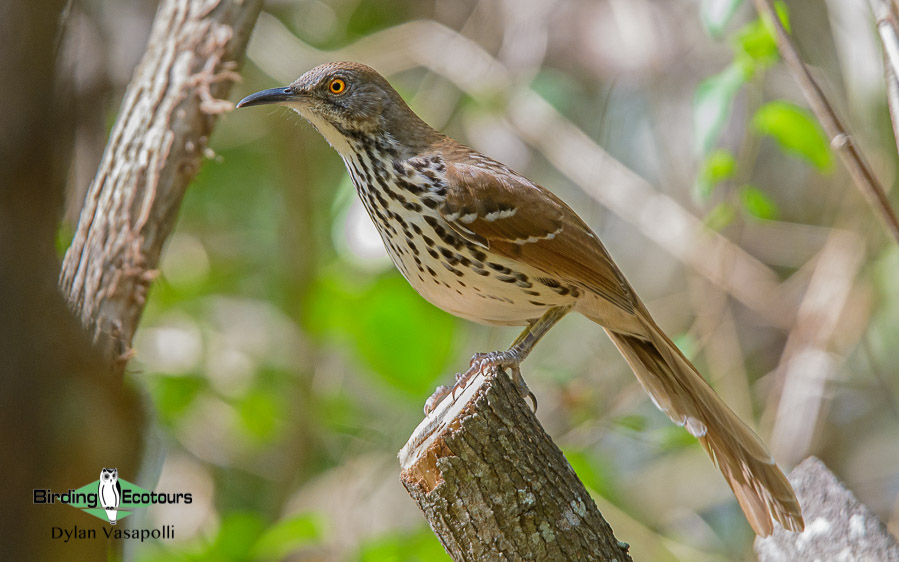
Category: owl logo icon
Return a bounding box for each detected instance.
[98,468,122,525]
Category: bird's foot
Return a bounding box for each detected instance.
[423,349,537,415]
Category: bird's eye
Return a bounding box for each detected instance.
[328,78,346,94]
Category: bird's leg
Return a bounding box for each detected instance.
[424,305,572,414]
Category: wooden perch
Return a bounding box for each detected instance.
[755,456,899,561]
[399,367,632,561]
[58,0,263,372]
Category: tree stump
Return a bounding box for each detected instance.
[399,367,632,561]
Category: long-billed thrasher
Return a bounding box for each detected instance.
[237,61,804,536]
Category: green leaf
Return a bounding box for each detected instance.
[695,149,737,199]
[731,2,790,74]
[752,101,832,171]
[693,63,747,154]
[701,0,744,37]
[733,18,778,70]
[250,513,324,560]
[704,202,737,231]
[740,185,779,220]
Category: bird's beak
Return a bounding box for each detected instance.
[236,87,303,109]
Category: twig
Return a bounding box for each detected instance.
[870,0,899,157]
[752,0,899,244]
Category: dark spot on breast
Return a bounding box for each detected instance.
[439,247,458,265]
[397,178,422,193]
[441,262,464,277]
[470,249,487,262]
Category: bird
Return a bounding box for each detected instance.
[237,61,804,537]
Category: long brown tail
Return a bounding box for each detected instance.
[602,313,804,536]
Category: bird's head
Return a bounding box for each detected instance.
[237,61,438,156]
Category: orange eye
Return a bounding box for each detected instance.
[328,78,346,94]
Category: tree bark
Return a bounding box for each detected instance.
[755,456,899,561]
[59,0,263,373]
[0,0,261,557]
[399,368,632,561]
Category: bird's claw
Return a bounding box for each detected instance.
[424,385,452,415]
[423,350,537,414]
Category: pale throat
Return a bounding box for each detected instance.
[288,104,355,156]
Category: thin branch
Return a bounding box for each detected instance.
[870,0,899,157]
[752,0,899,244]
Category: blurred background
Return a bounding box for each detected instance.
[44,0,899,559]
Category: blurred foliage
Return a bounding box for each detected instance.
[53,0,899,560]
[692,0,840,230]
[752,101,833,171]
[305,269,456,397]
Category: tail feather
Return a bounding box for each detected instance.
[603,316,804,536]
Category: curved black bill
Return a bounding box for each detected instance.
[236,87,299,109]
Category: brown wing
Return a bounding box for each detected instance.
[439,157,635,314]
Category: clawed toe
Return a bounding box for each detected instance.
[424,345,542,414]
[424,385,452,415]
